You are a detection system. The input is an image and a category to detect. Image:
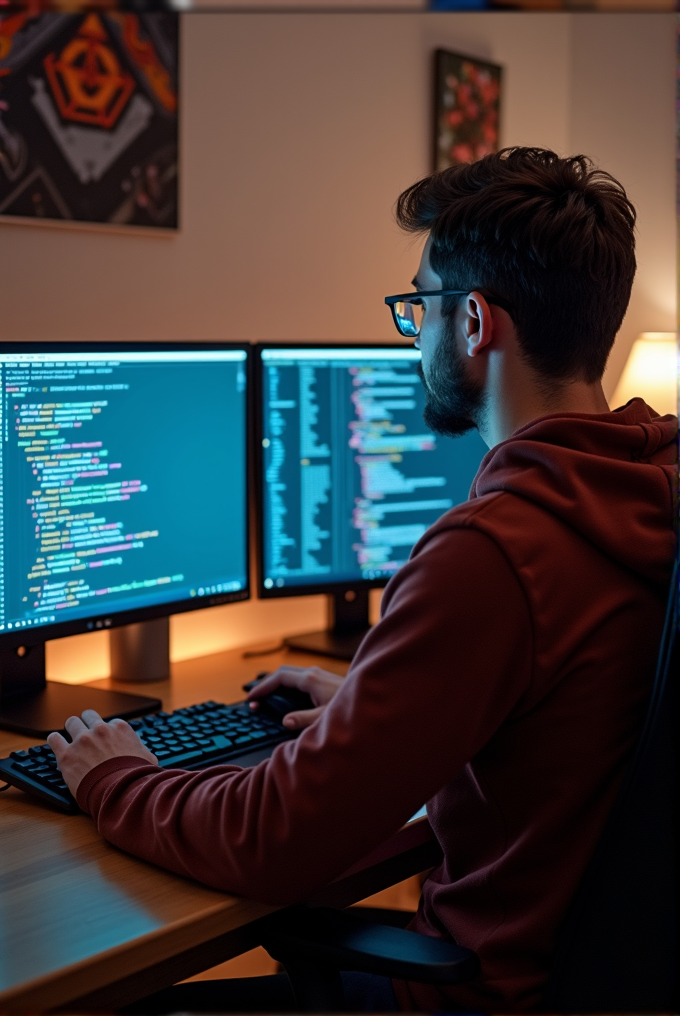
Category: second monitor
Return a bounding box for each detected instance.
[256,344,487,659]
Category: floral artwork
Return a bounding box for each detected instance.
[0,12,178,229]
[434,49,502,171]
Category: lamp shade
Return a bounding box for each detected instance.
[610,332,677,417]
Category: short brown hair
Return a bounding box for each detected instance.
[396,148,637,383]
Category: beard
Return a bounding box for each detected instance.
[417,324,485,438]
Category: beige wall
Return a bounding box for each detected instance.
[569,13,676,398]
[0,12,674,681]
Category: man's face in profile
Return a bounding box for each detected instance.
[414,238,485,439]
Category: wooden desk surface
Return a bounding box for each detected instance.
[0,646,437,1014]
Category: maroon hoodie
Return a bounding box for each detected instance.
[76,399,677,1013]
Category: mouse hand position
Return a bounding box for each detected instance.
[245,665,344,730]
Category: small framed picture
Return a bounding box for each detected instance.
[0,12,179,230]
[434,49,502,171]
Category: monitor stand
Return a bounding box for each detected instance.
[285,588,371,661]
[0,632,163,739]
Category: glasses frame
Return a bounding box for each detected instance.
[384,289,514,338]
[384,290,468,338]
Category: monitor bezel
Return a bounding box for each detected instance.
[254,340,421,602]
[0,340,252,651]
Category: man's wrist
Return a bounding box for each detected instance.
[76,755,158,813]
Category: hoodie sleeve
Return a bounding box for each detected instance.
[75,526,533,905]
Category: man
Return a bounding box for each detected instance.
[48,148,677,1014]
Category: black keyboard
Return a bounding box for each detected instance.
[0,699,294,813]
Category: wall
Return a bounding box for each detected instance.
[0,12,673,680]
[569,13,676,399]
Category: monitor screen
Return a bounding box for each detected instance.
[257,345,487,595]
[0,344,249,642]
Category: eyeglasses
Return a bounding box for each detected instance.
[384,290,514,338]
[384,290,469,338]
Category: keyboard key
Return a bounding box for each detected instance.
[211,734,233,749]
[159,749,206,767]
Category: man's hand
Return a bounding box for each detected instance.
[47,710,158,798]
[247,665,344,730]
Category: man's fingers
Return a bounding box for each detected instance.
[246,674,279,700]
[45,710,158,798]
[46,731,69,757]
[80,709,105,729]
[64,714,88,739]
[64,710,105,740]
[247,667,308,700]
[282,706,324,730]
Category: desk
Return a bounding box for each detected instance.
[0,646,439,1014]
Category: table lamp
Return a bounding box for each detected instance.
[610,332,677,417]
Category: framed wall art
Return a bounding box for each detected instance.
[434,49,502,171]
[0,12,178,230]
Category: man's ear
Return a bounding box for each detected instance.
[464,292,494,358]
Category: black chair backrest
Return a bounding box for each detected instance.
[546,560,677,1013]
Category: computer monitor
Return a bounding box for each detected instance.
[0,342,250,736]
[255,343,487,659]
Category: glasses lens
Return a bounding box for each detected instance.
[394,300,421,337]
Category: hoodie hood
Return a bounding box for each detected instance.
[470,398,677,587]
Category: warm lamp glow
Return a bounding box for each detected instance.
[610,332,678,417]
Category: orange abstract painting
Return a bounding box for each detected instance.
[0,12,178,228]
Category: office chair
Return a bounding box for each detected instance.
[545,560,677,1014]
[263,563,678,1014]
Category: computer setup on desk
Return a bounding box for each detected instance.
[0,339,486,811]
